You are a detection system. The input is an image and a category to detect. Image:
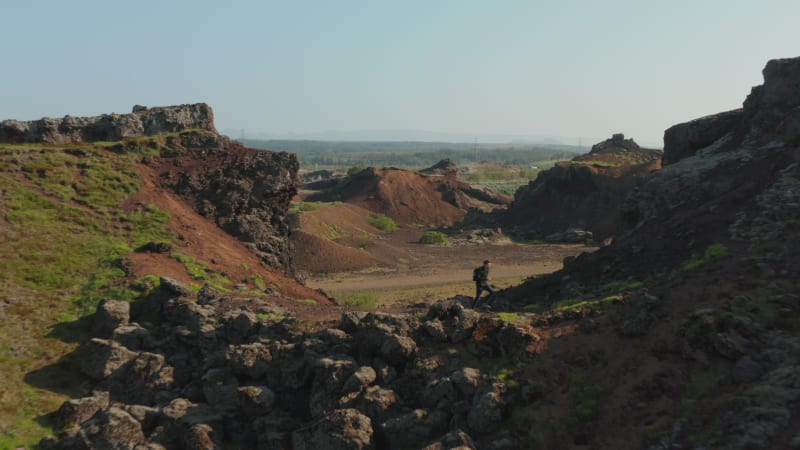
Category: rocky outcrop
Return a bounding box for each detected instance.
[503,56,800,450]
[621,57,800,253]
[155,137,299,272]
[43,284,538,449]
[503,134,661,240]
[0,103,216,144]
[661,109,743,165]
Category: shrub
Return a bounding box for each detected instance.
[368,214,398,231]
[681,243,729,272]
[418,231,448,244]
[337,291,378,308]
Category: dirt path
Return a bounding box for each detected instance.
[302,227,595,298]
[307,259,566,292]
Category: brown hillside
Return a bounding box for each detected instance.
[305,164,511,227]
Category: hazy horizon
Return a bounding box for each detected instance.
[2,1,799,148]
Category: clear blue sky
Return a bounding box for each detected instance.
[2,1,798,147]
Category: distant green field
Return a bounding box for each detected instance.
[245,139,581,170]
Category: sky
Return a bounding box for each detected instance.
[1,1,798,147]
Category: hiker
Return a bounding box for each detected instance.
[472,259,495,309]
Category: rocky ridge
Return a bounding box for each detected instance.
[0,104,217,144]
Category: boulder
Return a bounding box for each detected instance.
[422,429,476,450]
[237,385,276,416]
[201,368,239,414]
[308,355,359,418]
[379,334,418,367]
[159,276,193,297]
[107,352,174,405]
[292,409,374,450]
[342,386,399,423]
[422,319,448,342]
[73,407,146,449]
[343,366,377,394]
[158,398,224,448]
[111,323,154,351]
[54,391,110,429]
[227,343,272,378]
[467,382,506,434]
[92,299,130,338]
[451,368,482,398]
[380,409,450,449]
[80,338,138,380]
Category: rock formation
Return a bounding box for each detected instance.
[503,133,661,240]
[0,103,217,144]
[152,135,299,273]
[504,56,800,450]
[42,285,537,449]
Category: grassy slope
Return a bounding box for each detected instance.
[0,138,181,448]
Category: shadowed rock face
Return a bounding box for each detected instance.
[157,138,300,274]
[503,134,661,240]
[663,57,800,166]
[0,103,216,144]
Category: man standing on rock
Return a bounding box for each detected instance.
[472,260,495,309]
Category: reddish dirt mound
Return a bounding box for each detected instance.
[290,202,410,273]
[306,167,510,227]
[125,162,331,305]
[292,231,379,273]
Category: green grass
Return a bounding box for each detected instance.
[257,313,287,322]
[570,373,604,424]
[571,159,621,167]
[171,252,231,290]
[251,276,266,290]
[291,201,324,213]
[497,312,521,323]
[555,295,621,312]
[601,279,643,295]
[367,213,398,232]
[0,140,189,446]
[323,222,348,239]
[418,231,449,244]
[336,291,378,308]
[681,243,729,272]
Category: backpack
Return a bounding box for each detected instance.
[472,266,484,282]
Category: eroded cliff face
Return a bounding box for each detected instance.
[622,57,800,251]
[153,135,299,274]
[0,103,217,144]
